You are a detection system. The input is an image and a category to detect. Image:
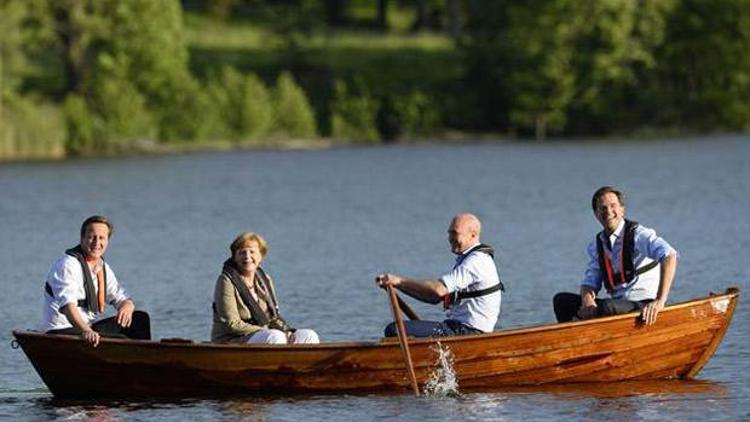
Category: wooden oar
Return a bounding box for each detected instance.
[396,294,420,321]
[386,285,420,396]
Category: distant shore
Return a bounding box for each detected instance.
[2,129,745,165]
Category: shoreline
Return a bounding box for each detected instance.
[1,130,745,165]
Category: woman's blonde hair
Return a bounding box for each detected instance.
[230,232,268,257]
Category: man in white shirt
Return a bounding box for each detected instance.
[42,215,151,346]
[375,213,503,337]
[553,186,678,325]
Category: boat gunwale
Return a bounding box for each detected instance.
[12,287,739,351]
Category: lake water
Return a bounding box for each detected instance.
[1,136,748,420]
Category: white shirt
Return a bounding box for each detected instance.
[581,220,677,301]
[440,243,502,332]
[41,254,129,331]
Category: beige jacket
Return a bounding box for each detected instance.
[210,272,278,343]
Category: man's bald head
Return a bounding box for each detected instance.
[448,213,482,254]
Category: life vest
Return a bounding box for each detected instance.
[214,259,280,327]
[443,243,505,309]
[44,245,108,314]
[596,219,659,293]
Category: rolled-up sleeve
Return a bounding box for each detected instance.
[50,257,84,309]
[636,226,677,262]
[580,240,603,292]
[440,264,474,294]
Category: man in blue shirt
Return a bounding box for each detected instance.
[554,186,678,325]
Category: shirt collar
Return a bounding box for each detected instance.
[601,219,625,249]
[458,242,481,257]
[612,219,625,238]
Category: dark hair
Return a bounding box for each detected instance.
[80,215,113,238]
[591,186,625,211]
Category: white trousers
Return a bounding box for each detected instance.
[247,328,320,344]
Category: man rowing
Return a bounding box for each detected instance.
[375,213,503,337]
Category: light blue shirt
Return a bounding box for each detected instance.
[581,220,677,301]
[440,243,502,332]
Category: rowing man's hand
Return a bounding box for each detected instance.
[375,273,402,289]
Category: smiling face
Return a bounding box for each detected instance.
[80,222,110,260]
[594,192,625,234]
[233,240,264,276]
[448,214,480,255]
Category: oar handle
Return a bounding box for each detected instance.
[387,285,420,396]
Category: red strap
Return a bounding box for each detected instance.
[602,237,626,291]
[602,250,616,292]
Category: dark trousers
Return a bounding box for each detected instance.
[48,310,151,340]
[553,292,648,322]
[384,319,482,338]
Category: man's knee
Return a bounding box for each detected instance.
[131,310,151,339]
[266,329,288,344]
[293,329,320,344]
[598,299,640,317]
[249,329,288,344]
[553,292,580,322]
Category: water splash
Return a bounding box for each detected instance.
[423,341,460,397]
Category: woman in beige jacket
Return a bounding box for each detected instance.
[211,232,319,344]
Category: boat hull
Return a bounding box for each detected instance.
[13,288,739,398]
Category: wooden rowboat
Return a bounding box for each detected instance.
[12,288,739,399]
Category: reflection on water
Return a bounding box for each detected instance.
[456,380,731,421]
[467,379,727,398]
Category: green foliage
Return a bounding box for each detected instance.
[0,0,27,94]
[22,0,208,150]
[564,0,677,134]
[0,93,64,160]
[465,0,578,139]
[62,95,94,155]
[0,0,65,160]
[155,75,216,142]
[63,69,156,156]
[103,0,210,142]
[7,0,750,161]
[330,79,379,143]
[250,0,325,54]
[91,75,155,149]
[393,90,441,138]
[208,66,273,142]
[106,0,190,97]
[653,0,750,131]
[272,71,317,139]
[462,0,685,138]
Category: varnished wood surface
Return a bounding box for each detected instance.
[13,288,739,398]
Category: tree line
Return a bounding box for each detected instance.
[1,0,749,160]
